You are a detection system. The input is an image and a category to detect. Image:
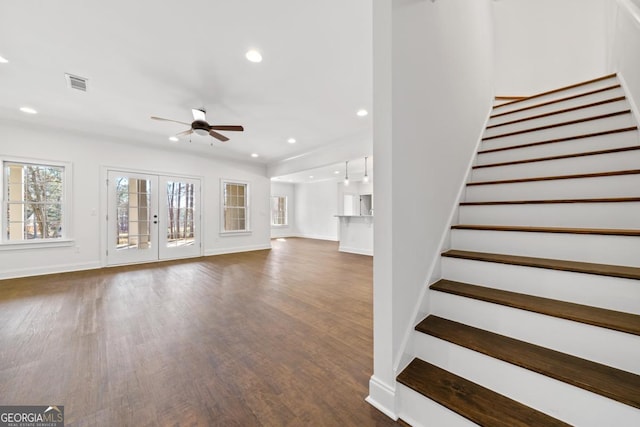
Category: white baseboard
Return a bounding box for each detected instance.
[339,246,373,256]
[0,261,102,280]
[295,233,339,241]
[366,375,398,420]
[204,243,272,257]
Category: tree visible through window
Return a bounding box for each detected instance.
[271,196,287,226]
[222,181,248,232]
[4,162,64,241]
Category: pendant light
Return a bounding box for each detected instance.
[344,161,349,186]
[363,156,369,183]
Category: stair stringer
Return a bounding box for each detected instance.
[391,106,494,376]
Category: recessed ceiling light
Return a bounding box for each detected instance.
[334,170,340,174]
[246,50,262,63]
[357,109,368,117]
[0,56,8,64]
[309,175,314,179]
[251,153,259,158]
[19,106,37,114]
[287,138,296,144]
[169,136,179,142]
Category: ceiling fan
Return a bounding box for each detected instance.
[151,108,244,142]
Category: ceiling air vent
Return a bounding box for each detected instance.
[65,73,88,92]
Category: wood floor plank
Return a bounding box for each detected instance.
[430,279,640,335]
[416,316,640,409]
[397,358,571,427]
[442,249,640,280]
[0,238,396,426]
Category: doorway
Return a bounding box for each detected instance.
[106,170,201,266]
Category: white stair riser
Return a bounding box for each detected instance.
[450,229,640,267]
[489,87,626,126]
[429,291,640,374]
[397,384,476,427]
[483,100,630,138]
[481,114,635,151]
[413,333,640,427]
[471,150,640,181]
[458,202,640,229]
[465,174,640,202]
[491,77,619,114]
[441,257,640,314]
[476,130,639,166]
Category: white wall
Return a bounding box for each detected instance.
[294,180,338,241]
[369,0,494,417]
[0,119,272,279]
[493,0,613,95]
[612,0,640,120]
[270,182,296,238]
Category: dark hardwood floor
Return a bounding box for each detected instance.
[0,238,397,426]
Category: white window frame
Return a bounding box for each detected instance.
[1,156,73,250]
[271,195,288,227]
[220,179,251,235]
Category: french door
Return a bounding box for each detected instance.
[107,170,201,266]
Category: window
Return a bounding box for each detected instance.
[271,196,288,226]
[3,160,70,243]
[221,180,249,233]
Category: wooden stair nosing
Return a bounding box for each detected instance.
[441,249,640,280]
[490,84,622,119]
[451,224,640,237]
[416,316,640,409]
[397,358,571,427]
[477,127,638,155]
[467,169,640,186]
[486,96,627,130]
[473,145,640,169]
[495,96,528,101]
[460,197,640,206]
[430,279,640,336]
[482,110,631,142]
[492,73,617,110]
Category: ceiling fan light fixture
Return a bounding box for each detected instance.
[194,128,208,136]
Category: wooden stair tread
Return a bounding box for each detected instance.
[430,279,640,335]
[473,145,640,169]
[442,249,640,280]
[460,197,640,206]
[478,127,638,155]
[486,96,626,129]
[467,169,640,186]
[490,84,622,119]
[492,73,617,110]
[451,224,640,237]
[397,358,570,427]
[416,316,640,409]
[482,110,631,141]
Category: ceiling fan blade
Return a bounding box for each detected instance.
[192,109,206,122]
[209,125,244,132]
[175,129,193,137]
[209,129,229,142]
[151,116,191,126]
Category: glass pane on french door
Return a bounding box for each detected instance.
[158,176,200,259]
[107,171,158,265]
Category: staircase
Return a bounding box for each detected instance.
[395,74,640,426]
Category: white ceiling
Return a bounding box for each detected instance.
[0,0,373,167]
